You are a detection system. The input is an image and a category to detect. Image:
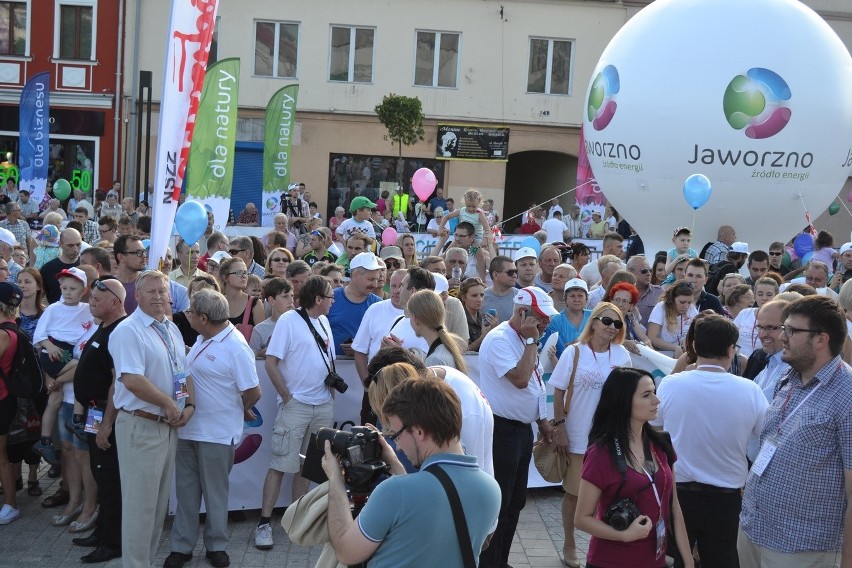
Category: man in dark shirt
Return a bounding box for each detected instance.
[684,258,724,314]
[40,228,82,303]
[72,277,127,563]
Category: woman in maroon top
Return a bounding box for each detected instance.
[575,368,692,568]
[0,282,23,524]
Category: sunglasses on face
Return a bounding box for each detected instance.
[229,249,246,255]
[93,279,122,302]
[228,270,248,277]
[594,316,624,329]
[502,269,518,277]
[385,260,401,268]
[270,257,288,263]
[638,268,651,274]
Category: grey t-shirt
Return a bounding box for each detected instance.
[483,287,516,323]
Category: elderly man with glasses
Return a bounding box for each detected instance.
[0,201,33,256]
[626,254,663,327]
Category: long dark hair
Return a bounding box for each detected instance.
[587,367,675,466]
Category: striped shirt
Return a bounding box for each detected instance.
[740,356,852,553]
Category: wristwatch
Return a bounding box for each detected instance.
[524,337,538,346]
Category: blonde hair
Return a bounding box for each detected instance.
[396,233,418,266]
[463,189,482,204]
[407,290,467,372]
[369,362,421,424]
[577,301,626,345]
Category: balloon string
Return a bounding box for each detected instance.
[798,195,817,237]
[691,209,696,234]
[837,199,852,220]
[495,180,595,228]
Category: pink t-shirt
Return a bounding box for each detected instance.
[581,441,674,568]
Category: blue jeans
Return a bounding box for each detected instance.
[479,416,533,568]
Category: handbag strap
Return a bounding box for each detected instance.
[241,296,253,326]
[563,344,580,414]
[426,464,476,568]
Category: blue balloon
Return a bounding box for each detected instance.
[682,174,712,210]
[175,200,208,245]
[801,251,813,264]
[520,236,541,256]
[793,233,814,258]
[141,239,151,249]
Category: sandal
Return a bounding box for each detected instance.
[42,488,70,508]
[27,481,42,496]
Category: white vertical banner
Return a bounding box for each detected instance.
[148,0,219,268]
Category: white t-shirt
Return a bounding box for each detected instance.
[181,324,260,445]
[352,299,404,361]
[542,218,567,243]
[335,218,376,241]
[386,316,429,354]
[734,308,760,359]
[478,322,545,424]
[651,369,768,488]
[33,301,94,345]
[435,365,495,476]
[549,343,631,454]
[426,218,440,235]
[111,310,186,415]
[266,309,335,405]
[648,302,698,347]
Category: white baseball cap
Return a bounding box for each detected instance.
[513,247,538,262]
[350,252,383,271]
[433,272,449,294]
[731,242,749,254]
[56,266,87,287]
[0,227,16,247]
[209,251,231,264]
[513,286,559,318]
[564,277,589,293]
[839,242,852,255]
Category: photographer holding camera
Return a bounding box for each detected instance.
[256,275,338,551]
[575,368,692,568]
[321,378,501,567]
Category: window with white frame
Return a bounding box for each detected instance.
[527,38,573,95]
[254,20,298,78]
[56,0,96,60]
[0,1,27,56]
[414,30,459,88]
[329,25,374,83]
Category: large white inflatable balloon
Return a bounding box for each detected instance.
[582,0,852,253]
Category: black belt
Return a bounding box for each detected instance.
[676,481,740,494]
[493,415,529,427]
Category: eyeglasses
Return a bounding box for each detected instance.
[121,249,147,258]
[269,257,288,263]
[99,227,114,234]
[384,260,401,268]
[385,425,409,443]
[593,316,624,329]
[755,324,782,333]
[637,268,651,274]
[228,249,246,255]
[501,269,519,277]
[780,325,822,337]
[227,270,248,277]
[93,279,122,302]
[768,251,783,256]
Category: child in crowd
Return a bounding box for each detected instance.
[249,277,294,358]
[438,189,492,245]
[663,226,699,285]
[34,224,61,269]
[246,274,263,300]
[31,268,95,466]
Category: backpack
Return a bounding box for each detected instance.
[705,260,738,296]
[0,321,45,399]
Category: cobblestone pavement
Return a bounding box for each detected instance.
[0,466,592,567]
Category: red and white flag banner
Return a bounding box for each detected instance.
[148,0,219,268]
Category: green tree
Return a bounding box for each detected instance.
[374,94,425,183]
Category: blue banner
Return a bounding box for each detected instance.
[19,71,49,203]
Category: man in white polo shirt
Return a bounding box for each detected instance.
[110,269,194,567]
[478,286,558,568]
[256,275,337,551]
[652,314,767,567]
[164,289,261,568]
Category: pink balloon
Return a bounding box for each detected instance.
[412,168,438,202]
[382,227,398,247]
[847,189,852,203]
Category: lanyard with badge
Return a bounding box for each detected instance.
[641,461,666,560]
[151,319,188,410]
[751,377,824,476]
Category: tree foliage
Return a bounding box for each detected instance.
[374,93,425,160]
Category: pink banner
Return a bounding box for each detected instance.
[575,125,606,230]
[148,0,219,268]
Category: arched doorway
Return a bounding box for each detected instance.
[504,150,577,233]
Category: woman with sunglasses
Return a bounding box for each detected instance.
[647,283,698,358]
[459,277,498,352]
[218,257,266,340]
[263,247,293,280]
[575,367,692,568]
[550,301,632,567]
[396,233,419,267]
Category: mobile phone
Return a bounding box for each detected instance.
[487,308,497,317]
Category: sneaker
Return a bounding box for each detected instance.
[64,418,88,442]
[254,523,273,550]
[32,441,61,467]
[0,503,21,524]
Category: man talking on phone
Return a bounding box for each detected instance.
[478,286,559,568]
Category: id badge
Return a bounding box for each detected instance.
[751,440,778,477]
[173,372,188,407]
[85,407,104,434]
[538,393,547,421]
[655,518,666,559]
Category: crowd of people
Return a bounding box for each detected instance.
[0,176,851,568]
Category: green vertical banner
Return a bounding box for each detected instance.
[261,84,299,227]
[186,57,241,233]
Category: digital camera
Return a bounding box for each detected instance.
[315,426,389,494]
[604,498,641,531]
[324,372,348,393]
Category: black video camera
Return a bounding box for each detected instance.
[324,372,348,393]
[312,426,389,494]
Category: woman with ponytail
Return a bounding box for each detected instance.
[407,289,467,372]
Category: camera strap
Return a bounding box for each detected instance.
[425,464,476,568]
[296,308,336,375]
[611,435,654,501]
